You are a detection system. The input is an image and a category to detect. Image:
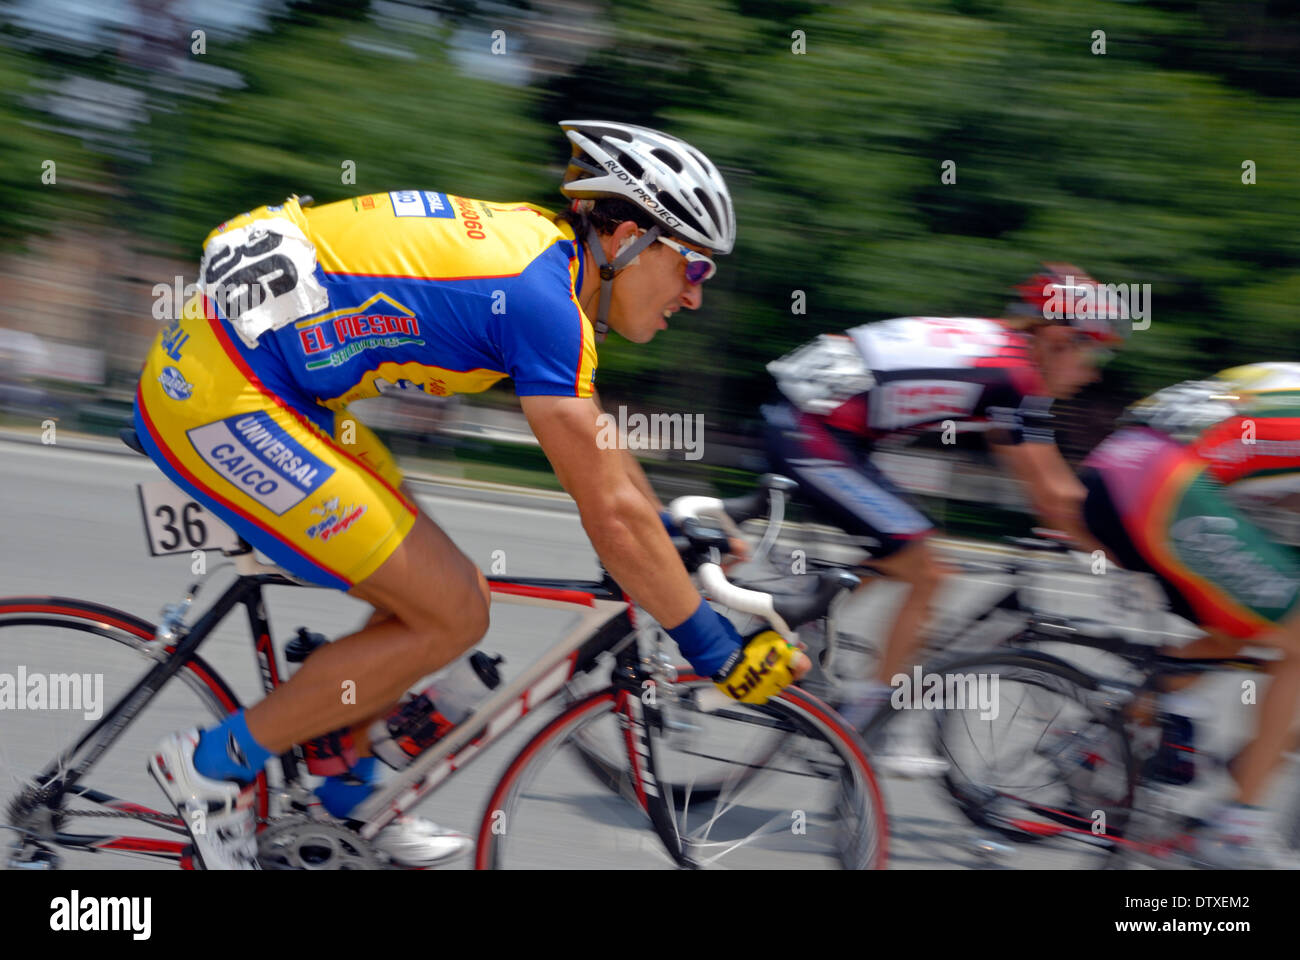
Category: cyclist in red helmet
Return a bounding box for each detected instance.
[764,263,1124,773]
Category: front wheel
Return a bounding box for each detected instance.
[476,680,887,869]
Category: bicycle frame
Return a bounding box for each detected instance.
[349,577,631,837]
[8,546,664,867]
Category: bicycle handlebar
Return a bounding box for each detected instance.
[669,495,745,540]
[669,491,858,641]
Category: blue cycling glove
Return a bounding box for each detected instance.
[665,599,743,678]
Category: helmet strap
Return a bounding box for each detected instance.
[584,225,661,341]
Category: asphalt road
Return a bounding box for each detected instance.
[1,438,1293,870]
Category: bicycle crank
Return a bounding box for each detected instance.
[257,816,383,870]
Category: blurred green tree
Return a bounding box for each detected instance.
[7,0,1297,457]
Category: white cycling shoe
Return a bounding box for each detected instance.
[370,815,474,868]
[1187,806,1294,870]
[302,799,473,868]
[148,729,261,870]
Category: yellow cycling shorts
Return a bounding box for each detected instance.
[134,295,418,589]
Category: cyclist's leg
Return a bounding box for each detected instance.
[264,483,470,756]
[136,301,490,754]
[764,402,943,685]
[859,540,946,683]
[244,508,489,751]
[1237,626,1300,804]
[1151,472,1300,804]
[235,427,491,751]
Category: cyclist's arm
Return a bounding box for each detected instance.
[591,387,661,508]
[992,440,1108,554]
[521,393,702,627]
[589,388,747,559]
[522,393,804,696]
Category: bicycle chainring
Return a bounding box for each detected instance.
[257,816,383,870]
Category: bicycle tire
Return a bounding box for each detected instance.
[476,680,887,869]
[863,645,1137,865]
[0,596,267,869]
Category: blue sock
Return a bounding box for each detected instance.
[193,709,276,784]
[315,757,378,819]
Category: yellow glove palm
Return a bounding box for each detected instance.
[714,630,798,704]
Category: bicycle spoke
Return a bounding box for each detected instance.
[0,605,243,869]
[485,685,884,869]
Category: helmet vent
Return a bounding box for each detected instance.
[613,149,645,181]
[658,192,705,238]
[585,124,629,143]
[651,148,684,173]
[567,154,604,179]
[693,187,718,226]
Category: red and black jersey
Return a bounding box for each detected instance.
[767,317,1053,445]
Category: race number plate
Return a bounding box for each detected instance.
[136,480,241,556]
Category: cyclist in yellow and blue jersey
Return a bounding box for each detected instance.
[138,192,600,590]
[134,120,812,869]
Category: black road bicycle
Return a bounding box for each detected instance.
[1,431,886,870]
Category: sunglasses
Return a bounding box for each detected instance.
[656,236,716,284]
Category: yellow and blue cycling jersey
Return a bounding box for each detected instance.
[134,191,596,589]
[216,191,596,407]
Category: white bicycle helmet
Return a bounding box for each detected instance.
[559,119,736,254]
[1124,363,1300,441]
[1124,379,1239,442]
[557,120,736,340]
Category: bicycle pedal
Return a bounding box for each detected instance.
[968,836,1016,865]
[7,846,59,870]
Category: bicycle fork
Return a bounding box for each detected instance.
[612,651,697,868]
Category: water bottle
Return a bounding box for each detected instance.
[1147,691,1211,786]
[369,651,504,770]
[1148,713,1197,785]
[285,627,328,677]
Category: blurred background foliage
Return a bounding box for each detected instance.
[1,0,1298,451]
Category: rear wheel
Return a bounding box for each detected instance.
[0,597,265,870]
[863,648,1136,868]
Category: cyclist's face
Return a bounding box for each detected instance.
[1036,327,1103,399]
[604,224,707,344]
